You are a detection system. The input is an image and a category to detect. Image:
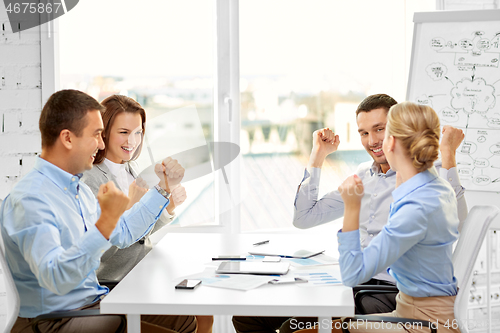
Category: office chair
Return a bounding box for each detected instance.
[451,205,499,333]
[0,227,20,333]
[0,199,126,333]
[294,205,500,333]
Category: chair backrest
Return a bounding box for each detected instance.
[0,246,20,333]
[0,198,21,333]
[452,205,500,333]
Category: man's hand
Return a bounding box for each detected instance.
[440,125,464,169]
[308,128,340,168]
[126,178,148,210]
[338,175,364,207]
[96,181,130,239]
[166,185,187,215]
[155,157,185,193]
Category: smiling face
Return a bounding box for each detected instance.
[105,112,143,164]
[382,121,395,171]
[356,107,390,173]
[70,110,105,174]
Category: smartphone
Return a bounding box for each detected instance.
[175,279,202,289]
[269,277,308,284]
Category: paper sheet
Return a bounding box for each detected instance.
[200,274,273,291]
[287,253,338,267]
[293,268,343,287]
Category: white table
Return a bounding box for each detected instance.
[100,233,354,333]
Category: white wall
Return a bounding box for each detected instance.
[0,5,42,200]
[444,0,498,10]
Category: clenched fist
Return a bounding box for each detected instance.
[309,128,340,168]
[96,181,130,239]
[441,125,464,155]
[166,185,187,215]
[127,177,148,210]
[338,175,364,206]
[155,157,185,193]
[440,125,465,169]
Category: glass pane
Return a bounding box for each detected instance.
[239,0,434,232]
[59,0,216,227]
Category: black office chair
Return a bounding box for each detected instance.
[352,284,398,314]
[31,309,126,333]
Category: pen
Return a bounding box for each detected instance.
[212,257,246,261]
[253,240,269,246]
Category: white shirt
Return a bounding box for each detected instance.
[103,158,135,195]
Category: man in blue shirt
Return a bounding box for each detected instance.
[1,90,196,333]
[233,94,466,333]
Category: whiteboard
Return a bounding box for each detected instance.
[407,9,500,194]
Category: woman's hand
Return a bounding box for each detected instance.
[339,175,364,233]
[155,157,185,193]
[166,185,187,215]
[127,178,148,210]
[338,175,364,207]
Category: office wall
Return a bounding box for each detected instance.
[444,0,498,10]
[0,5,42,200]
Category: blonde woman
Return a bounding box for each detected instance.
[337,102,460,333]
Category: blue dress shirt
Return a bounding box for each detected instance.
[338,167,459,297]
[294,160,466,282]
[0,157,169,318]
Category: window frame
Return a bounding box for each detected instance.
[42,0,241,234]
[41,0,435,234]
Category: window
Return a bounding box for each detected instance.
[53,0,435,233]
[58,0,220,230]
[237,0,435,232]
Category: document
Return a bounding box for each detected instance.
[201,274,273,291]
[287,253,338,267]
[292,268,343,287]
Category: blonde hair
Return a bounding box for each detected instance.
[386,102,440,172]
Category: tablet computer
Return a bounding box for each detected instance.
[215,261,290,275]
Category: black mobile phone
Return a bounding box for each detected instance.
[175,279,202,289]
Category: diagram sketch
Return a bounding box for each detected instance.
[408,20,500,192]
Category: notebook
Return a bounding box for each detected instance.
[215,261,290,275]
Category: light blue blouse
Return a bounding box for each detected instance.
[338,167,459,297]
[294,160,466,282]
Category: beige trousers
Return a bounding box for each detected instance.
[342,292,460,333]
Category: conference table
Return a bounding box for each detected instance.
[100,233,355,333]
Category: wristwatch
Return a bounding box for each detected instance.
[154,184,171,200]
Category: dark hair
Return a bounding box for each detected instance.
[39,89,105,148]
[355,94,398,116]
[94,95,146,164]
